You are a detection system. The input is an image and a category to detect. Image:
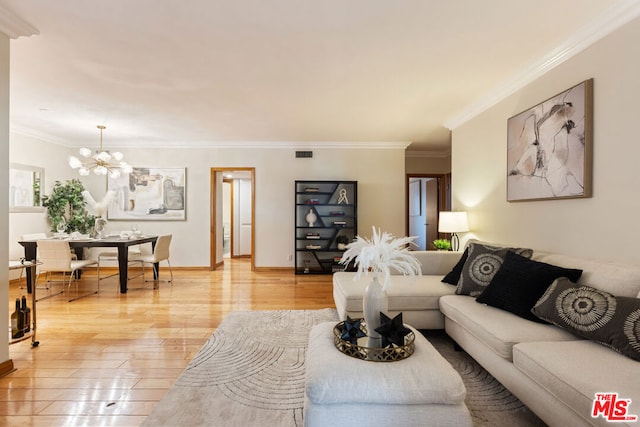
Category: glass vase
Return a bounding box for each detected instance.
[363,274,388,347]
[94,217,107,239]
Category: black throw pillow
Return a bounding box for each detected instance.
[476,251,583,322]
[441,248,469,285]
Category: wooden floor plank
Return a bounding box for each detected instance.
[2,258,335,425]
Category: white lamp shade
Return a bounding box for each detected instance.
[438,211,469,233]
[69,156,83,169]
[95,151,111,163]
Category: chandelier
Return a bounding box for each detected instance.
[69,125,133,179]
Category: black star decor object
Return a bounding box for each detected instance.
[339,316,366,344]
[375,312,412,348]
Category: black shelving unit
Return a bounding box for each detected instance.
[295,180,357,274]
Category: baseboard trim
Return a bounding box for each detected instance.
[0,359,15,377]
[253,267,295,273]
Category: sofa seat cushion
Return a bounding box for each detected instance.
[333,272,456,312]
[514,340,640,426]
[439,295,580,361]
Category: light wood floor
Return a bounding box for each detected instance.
[2,259,335,426]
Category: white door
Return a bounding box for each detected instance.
[234,179,252,256]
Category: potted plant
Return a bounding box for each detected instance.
[336,235,350,250]
[432,239,452,251]
[41,179,96,234]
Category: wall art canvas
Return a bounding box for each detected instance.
[108,167,186,220]
[507,79,593,202]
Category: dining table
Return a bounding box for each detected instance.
[19,235,158,294]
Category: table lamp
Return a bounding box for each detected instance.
[438,211,469,252]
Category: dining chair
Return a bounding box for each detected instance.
[96,237,142,281]
[130,234,173,287]
[36,240,100,302]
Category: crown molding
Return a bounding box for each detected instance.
[9,126,411,150]
[0,5,39,39]
[443,0,640,130]
[10,124,70,146]
[181,140,412,150]
[405,150,451,159]
[132,140,412,149]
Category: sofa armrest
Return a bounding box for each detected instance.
[390,251,462,276]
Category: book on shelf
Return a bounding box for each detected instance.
[330,211,345,216]
[305,198,319,204]
[333,221,347,226]
[304,187,320,192]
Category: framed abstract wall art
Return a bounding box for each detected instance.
[107,167,186,220]
[507,79,593,202]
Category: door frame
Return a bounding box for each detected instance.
[210,167,255,270]
[405,173,450,247]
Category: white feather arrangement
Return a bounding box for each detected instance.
[82,190,115,218]
[339,226,422,291]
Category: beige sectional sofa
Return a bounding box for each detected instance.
[332,247,640,427]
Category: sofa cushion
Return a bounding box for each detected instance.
[514,340,640,426]
[406,251,463,276]
[455,243,533,297]
[532,278,640,361]
[333,272,456,312]
[476,251,583,323]
[439,295,579,361]
[533,252,640,298]
[441,248,468,285]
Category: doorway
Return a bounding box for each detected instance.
[406,174,450,250]
[210,168,255,270]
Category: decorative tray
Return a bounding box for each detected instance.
[333,320,414,362]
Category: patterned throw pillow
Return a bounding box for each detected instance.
[532,277,640,361]
[455,242,533,297]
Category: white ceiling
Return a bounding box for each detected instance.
[2,0,637,152]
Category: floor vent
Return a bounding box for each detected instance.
[295,150,313,158]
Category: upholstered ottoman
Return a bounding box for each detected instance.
[304,322,472,427]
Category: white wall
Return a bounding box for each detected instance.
[9,142,406,268]
[0,34,10,363]
[406,152,451,175]
[451,16,640,263]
